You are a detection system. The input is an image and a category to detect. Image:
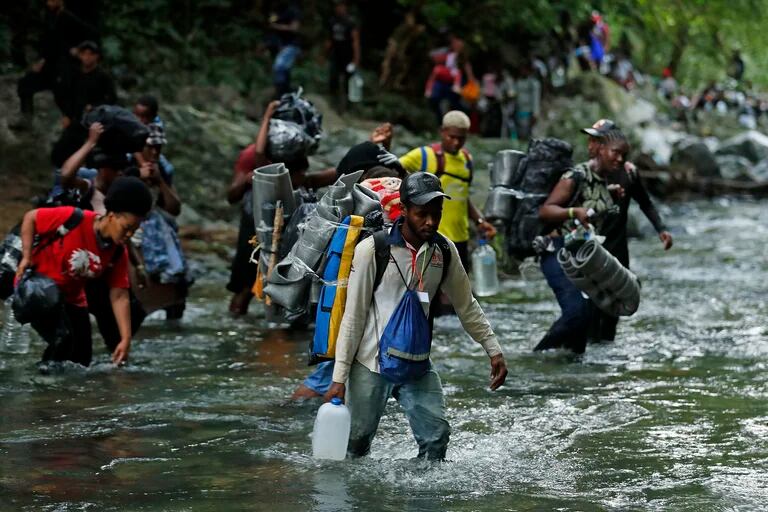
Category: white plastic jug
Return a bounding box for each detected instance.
[312,398,351,460]
[348,73,364,104]
[471,239,499,297]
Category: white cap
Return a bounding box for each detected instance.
[442,110,471,129]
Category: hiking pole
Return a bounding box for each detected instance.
[265,200,284,307]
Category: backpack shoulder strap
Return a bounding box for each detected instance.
[461,148,473,183]
[35,208,84,254]
[430,143,445,175]
[372,229,391,291]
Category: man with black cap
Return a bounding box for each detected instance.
[324,172,508,460]
[581,119,672,343]
[15,177,153,368]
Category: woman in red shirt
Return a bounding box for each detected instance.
[15,177,153,367]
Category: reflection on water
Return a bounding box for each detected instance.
[1,199,768,510]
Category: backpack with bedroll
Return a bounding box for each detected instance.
[501,138,576,260]
[310,217,452,365]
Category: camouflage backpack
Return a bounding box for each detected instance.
[505,138,575,259]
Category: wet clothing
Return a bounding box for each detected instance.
[227,145,260,294]
[347,361,450,460]
[331,218,501,385]
[535,237,590,353]
[37,302,92,366]
[85,278,146,352]
[400,145,474,243]
[32,207,129,308]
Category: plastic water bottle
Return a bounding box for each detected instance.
[312,398,351,460]
[347,73,364,104]
[1,297,30,354]
[472,239,499,297]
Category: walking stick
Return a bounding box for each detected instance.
[265,200,284,306]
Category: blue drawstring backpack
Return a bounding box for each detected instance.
[378,252,434,384]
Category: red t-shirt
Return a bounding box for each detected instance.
[235,144,258,175]
[31,207,129,307]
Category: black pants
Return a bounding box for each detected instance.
[227,210,257,294]
[587,242,629,343]
[33,302,93,366]
[17,57,71,115]
[85,279,147,352]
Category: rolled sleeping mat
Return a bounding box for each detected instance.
[252,163,297,228]
[337,169,364,190]
[321,182,355,219]
[483,187,517,221]
[352,183,383,218]
[264,254,313,311]
[557,248,578,276]
[491,150,526,188]
[570,241,641,317]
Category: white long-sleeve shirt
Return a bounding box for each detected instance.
[331,222,503,384]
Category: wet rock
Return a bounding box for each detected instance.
[715,130,768,163]
[670,138,720,177]
[750,159,768,182]
[622,98,657,127]
[638,125,686,166]
[715,154,754,182]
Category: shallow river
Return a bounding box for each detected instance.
[1,199,767,511]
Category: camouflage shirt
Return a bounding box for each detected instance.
[560,161,616,233]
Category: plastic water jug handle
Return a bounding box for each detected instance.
[331,397,343,406]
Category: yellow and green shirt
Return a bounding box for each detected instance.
[399,145,473,243]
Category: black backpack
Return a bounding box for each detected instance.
[505,138,575,259]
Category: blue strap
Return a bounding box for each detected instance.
[419,146,427,172]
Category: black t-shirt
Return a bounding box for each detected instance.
[601,166,666,263]
[63,67,117,119]
[328,15,356,61]
[271,5,301,47]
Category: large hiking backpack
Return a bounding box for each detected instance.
[310,220,452,365]
[505,138,575,259]
[419,143,474,184]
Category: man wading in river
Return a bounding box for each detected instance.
[325,173,508,460]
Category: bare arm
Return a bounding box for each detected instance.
[271,20,300,32]
[15,210,38,278]
[227,169,254,204]
[255,101,280,157]
[109,287,132,364]
[468,199,496,239]
[61,122,104,192]
[539,178,591,226]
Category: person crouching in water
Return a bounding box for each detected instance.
[582,119,673,344]
[325,172,508,460]
[534,124,628,354]
[15,177,153,368]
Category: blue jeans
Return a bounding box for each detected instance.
[303,360,334,394]
[273,45,300,95]
[535,238,591,353]
[346,361,450,460]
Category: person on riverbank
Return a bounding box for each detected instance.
[267,2,301,97]
[534,122,624,354]
[324,172,508,460]
[51,40,117,168]
[326,0,360,113]
[15,177,152,368]
[399,110,496,271]
[16,0,97,120]
[582,120,673,343]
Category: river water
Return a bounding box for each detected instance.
[1,199,767,511]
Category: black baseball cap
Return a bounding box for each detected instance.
[77,40,101,54]
[400,172,451,206]
[581,118,617,137]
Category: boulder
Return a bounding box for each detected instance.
[750,159,768,182]
[715,154,754,182]
[670,138,720,177]
[621,98,657,127]
[715,130,768,163]
[638,125,686,166]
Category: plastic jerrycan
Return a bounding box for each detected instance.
[348,73,364,103]
[312,398,351,460]
[471,239,499,297]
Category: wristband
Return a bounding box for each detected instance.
[568,207,574,219]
